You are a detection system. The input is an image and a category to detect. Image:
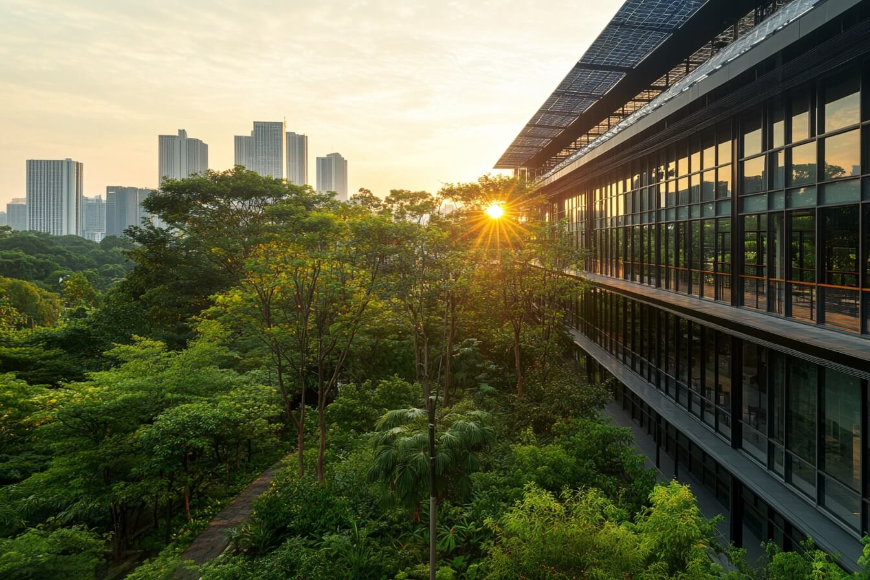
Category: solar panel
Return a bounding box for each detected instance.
[495,0,709,169]
[539,0,821,182]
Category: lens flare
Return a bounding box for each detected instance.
[484,203,504,219]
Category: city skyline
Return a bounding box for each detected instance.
[0,0,622,206]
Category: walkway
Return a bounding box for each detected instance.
[174,456,288,577]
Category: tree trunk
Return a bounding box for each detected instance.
[423,347,437,580]
[184,488,191,522]
[316,399,327,483]
[296,420,305,479]
[513,325,523,397]
[164,497,173,545]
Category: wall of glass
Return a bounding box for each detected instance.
[553,64,870,337]
[569,285,869,535]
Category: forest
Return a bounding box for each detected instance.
[1,168,868,580]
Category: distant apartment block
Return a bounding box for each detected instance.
[26,159,83,236]
[106,186,152,238]
[0,211,6,227]
[316,153,348,201]
[286,132,308,186]
[234,135,253,170]
[158,129,208,185]
[82,195,106,242]
[6,198,27,231]
[234,121,285,178]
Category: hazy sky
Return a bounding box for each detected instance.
[0,0,622,206]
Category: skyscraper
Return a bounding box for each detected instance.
[82,195,106,242]
[105,186,151,238]
[235,121,285,178]
[0,212,6,227]
[6,198,27,231]
[158,129,208,185]
[286,132,308,186]
[234,135,253,169]
[316,153,348,201]
[26,159,83,236]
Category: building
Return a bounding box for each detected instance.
[106,186,151,238]
[6,198,27,231]
[316,153,348,200]
[82,195,106,242]
[286,132,308,186]
[496,0,870,570]
[234,121,285,178]
[0,211,6,227]
[26,159,83,236]
[158,129,208,185]
[234,135,253,170]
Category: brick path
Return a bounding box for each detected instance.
[174,457,287,577]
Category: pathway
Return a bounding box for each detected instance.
[174,456,288,577]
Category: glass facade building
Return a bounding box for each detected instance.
[497,0,870,570]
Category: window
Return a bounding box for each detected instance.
[822,129,860,180]
[703,131,716,169]
[789,211,816,321]
[771,102,785,149]
[790,142,817,186]
[716,333,732,439]
[717,167,732,199]
[786,359,817,495]
[822,75,860,133]
[821,205,860,332]
[822,368,860,491]
[790,91,811,143]
[718,122,732,165]
[742,343,768,462]
[743,214,767,310]
[743,112,763,157]
[743,156,765,194]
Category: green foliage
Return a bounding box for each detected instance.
[0,276,61,328]
[0,527,105,580]
[484,482,720,580]
[326,376,421,436]
[368,406,496,515]
[508,417,656,513]
[0,231,132,293]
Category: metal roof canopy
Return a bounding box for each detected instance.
[495,0,758,170]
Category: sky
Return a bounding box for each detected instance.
[0,0,623,207]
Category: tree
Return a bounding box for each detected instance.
[0,527,105,580]
[368,406,494,518]
[62,272,98,308]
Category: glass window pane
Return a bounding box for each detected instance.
[790,91,811,143]
[772,151,785,189]
[823,368,861,491]
[823,75,860,133]
[743,156,765,194]
[679,177,689,206]
[822,475,860,530]
[786,358,817,464]
[771,103,785,149]
[822,205,859,287]
[743,112,763,157]
[678,142,689,177]
[820,180,861,205]
[790,142,817,186]
[703,131,716,169]
[702,170,715,202]
[717,166,732,199]
[742,343,768,434]
[718,122,732,165]
[691,136,701,174]
[823,129,860,180]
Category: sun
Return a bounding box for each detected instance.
[484,202,504,220]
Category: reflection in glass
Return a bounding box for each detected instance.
[742,214,766,310]
[772,151,785,189]
[718,122,732,165]
[771,103,785,149]
[823,129,860,180]
[821,180,861,205]
[703,131,716,169]
[743,156,765,194]
[790,91,811,143]
[823,76,860,133]
[743,112,763,157]
[702,170,715,202]
[786,358,817,464]
[717,166,732,199]
[678,142,689,177]
[823,368,861,491]
[790,142,817,186]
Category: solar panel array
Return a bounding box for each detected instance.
[496,0,708,168]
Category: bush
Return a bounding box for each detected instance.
[0,527,106,580]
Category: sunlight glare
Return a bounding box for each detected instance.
[484,203,504,220]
